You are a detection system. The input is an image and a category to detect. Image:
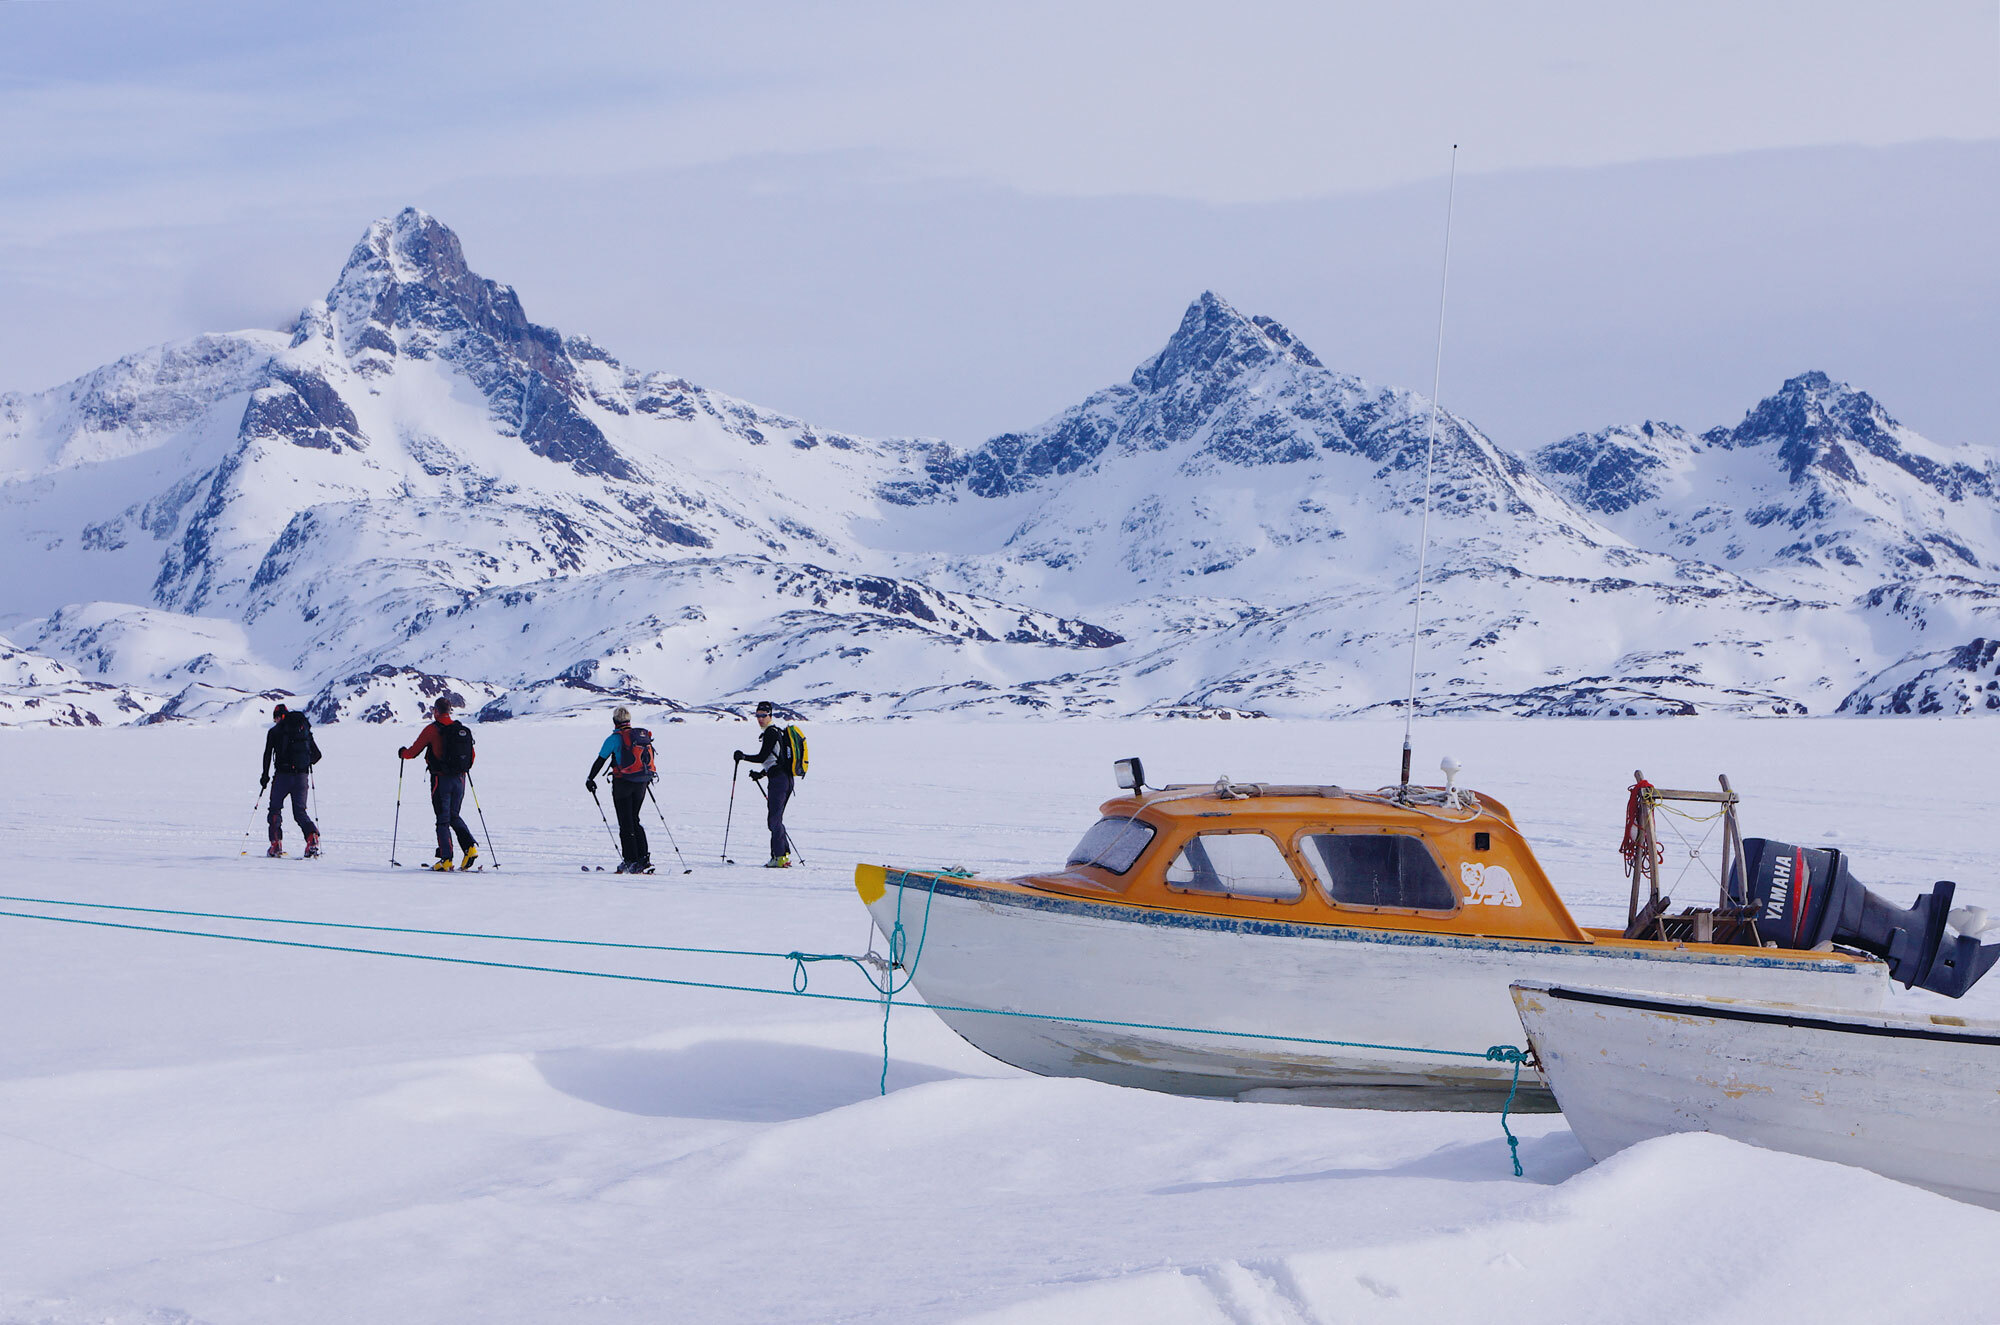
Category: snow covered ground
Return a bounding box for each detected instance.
[2,715,1997,1323]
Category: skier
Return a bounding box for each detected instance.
[585,706,654,874]
[260,702,322,857]
[734,700,795,868]
[397,697,479,871]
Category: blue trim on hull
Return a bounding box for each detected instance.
[880,869,1875,977]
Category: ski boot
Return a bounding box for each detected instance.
[763,855,791,869]
[266,841,285,858]
[458,843,479,871]
[303,833,321,859]
[630,861,655,875]
[613,862,630,874]
[431,854,453,871]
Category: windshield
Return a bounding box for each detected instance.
[1066,816,1156,875]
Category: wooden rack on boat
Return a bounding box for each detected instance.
[1623,772,1759,944]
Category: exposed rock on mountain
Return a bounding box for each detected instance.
[1839,638,2000,715]
[304,665,506,726]
[0,634,162,727]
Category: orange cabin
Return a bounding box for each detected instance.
[977,781,1875,969]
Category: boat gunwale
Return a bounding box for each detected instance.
[875,867,1881,975]
[1515,980,2000,1044]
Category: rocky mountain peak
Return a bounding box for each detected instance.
[1711,370,1892,449]
[354,207,473,286]
[1130,291,1323,393]
[295,208,632,481]
[1703,371,1991,500]
[1532,420,1698,516]
[319,207,537,359]
[1701,370,1899,486]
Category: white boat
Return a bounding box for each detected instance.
[1511,980,2000,1209]
[848,759,2000,1109]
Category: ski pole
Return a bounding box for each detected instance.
[588,784,620,855]
[466,774,500,869]
[721,761,740,864]
[244,788,264,855]
[644,784,693,874]
[389,760,405,867]
[751,777,805,866]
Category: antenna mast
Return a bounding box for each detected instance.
[1399,145,1458,800]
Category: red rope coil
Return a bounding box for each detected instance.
[1619,778,1663,872]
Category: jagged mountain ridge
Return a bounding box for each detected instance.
[1534,374,2000,589]
[0,210,1126,720]
[2,208,1997,724]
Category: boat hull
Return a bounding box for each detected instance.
[863,870,1886,1110]
[1512,981,2000,1209]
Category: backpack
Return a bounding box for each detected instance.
[437,719,476,775]
[782,724,808,778]
[614,726,657,782]
[276,712,316,773]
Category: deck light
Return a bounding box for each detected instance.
[1114,757,1147,792]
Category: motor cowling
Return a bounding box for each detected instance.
[1740,839,2000,998]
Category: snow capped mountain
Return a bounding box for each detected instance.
[1534,374,2000,592]
[3,211,1997,725]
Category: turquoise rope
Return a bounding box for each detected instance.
[0,898,1533,1174]
[0,893,795,960]
[1484,1045,1530,1176]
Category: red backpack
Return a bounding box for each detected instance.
[615,727,657,781]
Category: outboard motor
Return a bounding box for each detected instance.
[1741,839,2000,998]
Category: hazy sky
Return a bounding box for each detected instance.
[4,1,1997,447]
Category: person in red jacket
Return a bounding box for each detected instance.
[398,697,478,870]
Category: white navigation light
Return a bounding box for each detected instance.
[1115,757,1147,791]
[1440,755,1463,808]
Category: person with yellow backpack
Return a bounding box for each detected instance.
[733,700,806,868]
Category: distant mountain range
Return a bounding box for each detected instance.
[2,209,1996,726]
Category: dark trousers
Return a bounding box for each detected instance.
[431,774,475,858]
[612,778,650,865]
[765,769,794,859]
[268,771,316,842]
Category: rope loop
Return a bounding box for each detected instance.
[1486,1044,1530,1177]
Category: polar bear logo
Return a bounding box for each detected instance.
[1460,861,1521,907]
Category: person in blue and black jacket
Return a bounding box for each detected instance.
[586,706,654,874]
[734,700,794,868]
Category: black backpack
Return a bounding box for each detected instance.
[276,712,316,774]
[437,720,475,775]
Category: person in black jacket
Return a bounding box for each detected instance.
[734,700,794,868]
[398,698,478,871]
[260,702,322,858]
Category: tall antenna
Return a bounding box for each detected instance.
[1398,145,1459,801]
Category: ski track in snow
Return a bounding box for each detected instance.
[1,716,1997,1324]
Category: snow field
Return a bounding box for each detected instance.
[1,715,1997,1323]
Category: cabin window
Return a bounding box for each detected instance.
[1300,833,1455,911]
[1165,832,1302,901]
[1066,817,1157,875]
